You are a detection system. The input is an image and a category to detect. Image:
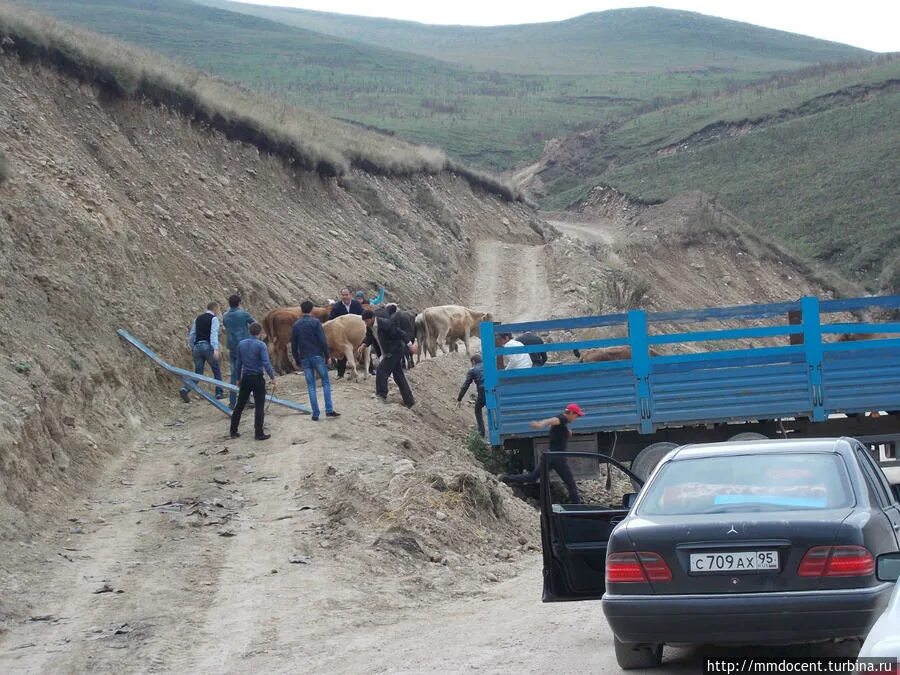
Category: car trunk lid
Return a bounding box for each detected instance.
[618,509,859,595]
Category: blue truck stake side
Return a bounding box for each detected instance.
[480,294,900,484]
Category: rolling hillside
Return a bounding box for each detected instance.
[520,57,900,288]
[16,0,876,170]
[8,1,894,286]
[195,2,873,75]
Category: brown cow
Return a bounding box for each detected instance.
[415,305,493,363]
[259,305,331,374]
[323,314,369,381]
[574,345,660,362]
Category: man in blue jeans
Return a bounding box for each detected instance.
[180,301,224,402]
[291,300,340,422]
[223,294,255,407]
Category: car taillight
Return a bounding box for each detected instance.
[607,552,672,583]
[797,546,874,577]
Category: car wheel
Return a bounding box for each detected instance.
[630,442,678,482]
[614,636,663,669]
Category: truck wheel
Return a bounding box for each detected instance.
[630,442,678,482]
[728,432,768,441]
[614,637,663,669]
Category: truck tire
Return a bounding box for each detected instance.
[630,442,678,482]
[614,637,663,669]
[728,432,768,441]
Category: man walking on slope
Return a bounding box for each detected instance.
[457,353,487,438]
[230,323,275,441]
[292,300,340,422]
[362,306,417,408]
[180,301,225,402]
[500,403,585,504]
[223,293,255,408]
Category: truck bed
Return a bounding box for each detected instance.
[481,295,900,448]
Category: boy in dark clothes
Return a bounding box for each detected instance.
[457,354,486,437]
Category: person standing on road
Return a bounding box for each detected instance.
[500,403,584,504]
[292,300,340,422]
[223,293,255,408]
[230,323,275,440]
[495,332,532,370]
[180,301,225,402]
[457,353,487,438]
[363,306,417,407]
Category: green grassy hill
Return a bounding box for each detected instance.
[16,0,876,170]
[195,2,872,75]
[11,1,893,286]
[537,58,900,288]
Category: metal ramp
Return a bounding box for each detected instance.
[117,329,311,416]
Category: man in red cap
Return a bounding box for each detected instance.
[499,403,585,504]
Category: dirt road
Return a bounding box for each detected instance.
[0,234,862,674]
[472,240,552,323]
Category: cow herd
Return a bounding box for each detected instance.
[259,302,493,378]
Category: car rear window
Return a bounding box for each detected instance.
[635,452,854,515]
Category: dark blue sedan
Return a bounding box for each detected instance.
[538,437,900,669]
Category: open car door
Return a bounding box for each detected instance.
[540,451,643,602]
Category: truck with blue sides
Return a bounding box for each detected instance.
[479,294,900,486]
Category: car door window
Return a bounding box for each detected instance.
[857,445,899,505]
[856,447,891,508]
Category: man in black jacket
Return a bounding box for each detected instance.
[457,353,486,437]
[362,307,417,407]
[329,287,364,378]
[517,332,548,366]
[328,287,364,320]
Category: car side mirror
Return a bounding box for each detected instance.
[876,552,900,582]
[622,492,638,509]
[891,484,900,504]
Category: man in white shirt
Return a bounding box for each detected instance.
[179,301,224,402]
[497,332,532,370]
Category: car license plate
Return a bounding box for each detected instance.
[689,551,778,573]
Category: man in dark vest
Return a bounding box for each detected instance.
[179,301,224,402]
[223,294,255,408]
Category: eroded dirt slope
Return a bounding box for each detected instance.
[0,55,547,540]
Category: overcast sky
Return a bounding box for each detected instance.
[236,0,898,52]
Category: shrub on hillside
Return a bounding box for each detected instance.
[880,260,900,296]
[589,270,650,313]
[466,431,508,476]
[0,149,8,185]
